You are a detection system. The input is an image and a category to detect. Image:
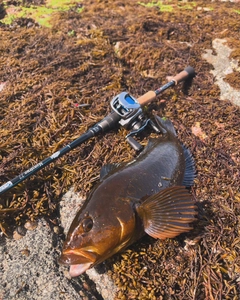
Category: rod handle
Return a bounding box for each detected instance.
[137,66,195,106]
[167,66,195,85]
[137,91,156,106]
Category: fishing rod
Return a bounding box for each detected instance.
[0,66,195,196]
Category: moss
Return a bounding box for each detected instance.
[138,1,173,12]
[178,1,197,10]
[1,0,83,27]
[46,0,78,9]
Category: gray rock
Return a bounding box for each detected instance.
[0,187,117,300]
[60,187,84,235]
[202,38,240,107]
[0,219,82,300]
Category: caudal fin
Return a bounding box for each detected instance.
[182,144,196,187]
[136,186,197,239]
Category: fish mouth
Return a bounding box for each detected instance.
[59,248,98,277]
[69,263,93,277]
[59,248,98,265]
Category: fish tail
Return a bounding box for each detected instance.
[182,144,196,187]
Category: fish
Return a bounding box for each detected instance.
[59,115,197,277]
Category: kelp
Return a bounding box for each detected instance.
[0,0,240,299]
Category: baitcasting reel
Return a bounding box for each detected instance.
[0,66,195,195]
[110,92,160,151]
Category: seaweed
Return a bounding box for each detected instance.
[0,0,240,298]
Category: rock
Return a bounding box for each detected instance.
[24,220,38,231]
[12,230,25,240]
[0,178,116,300]
[59,187,83,234]
[202,38,240,106]
[0,219,82,300]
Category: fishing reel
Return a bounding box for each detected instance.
[110,92,160,151]
[0,66,195,196]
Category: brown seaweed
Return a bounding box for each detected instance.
[0,0,240,298]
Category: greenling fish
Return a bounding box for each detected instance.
[59,115,197,277]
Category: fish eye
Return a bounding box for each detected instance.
[82,217,93,233]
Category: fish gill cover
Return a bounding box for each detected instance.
[0,0,240,299]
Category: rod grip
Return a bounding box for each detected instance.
[137,90,156,106]
[168,66,195,85]
[137,66,195,106]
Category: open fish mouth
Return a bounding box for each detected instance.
[59,248,97,264]
[59,248,98,277]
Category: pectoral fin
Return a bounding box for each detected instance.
[136,186,197,239]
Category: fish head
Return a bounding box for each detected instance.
[59,195,137,277]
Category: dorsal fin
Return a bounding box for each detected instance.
[100,163,122,180]
[136,186,197,239]
[154,115,177,136]
[182,144,196,187]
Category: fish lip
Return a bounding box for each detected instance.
[59,249,98,276]
[59,248,98,265]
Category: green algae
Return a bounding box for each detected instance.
[138,1,199,12]
[179,2,197,10]
[1,0,83,27]
[138,1,173,12]
[47,0,77,9]
[2,6,57,27]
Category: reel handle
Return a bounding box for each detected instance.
[0,67,195,196]
[137,66,195,106]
